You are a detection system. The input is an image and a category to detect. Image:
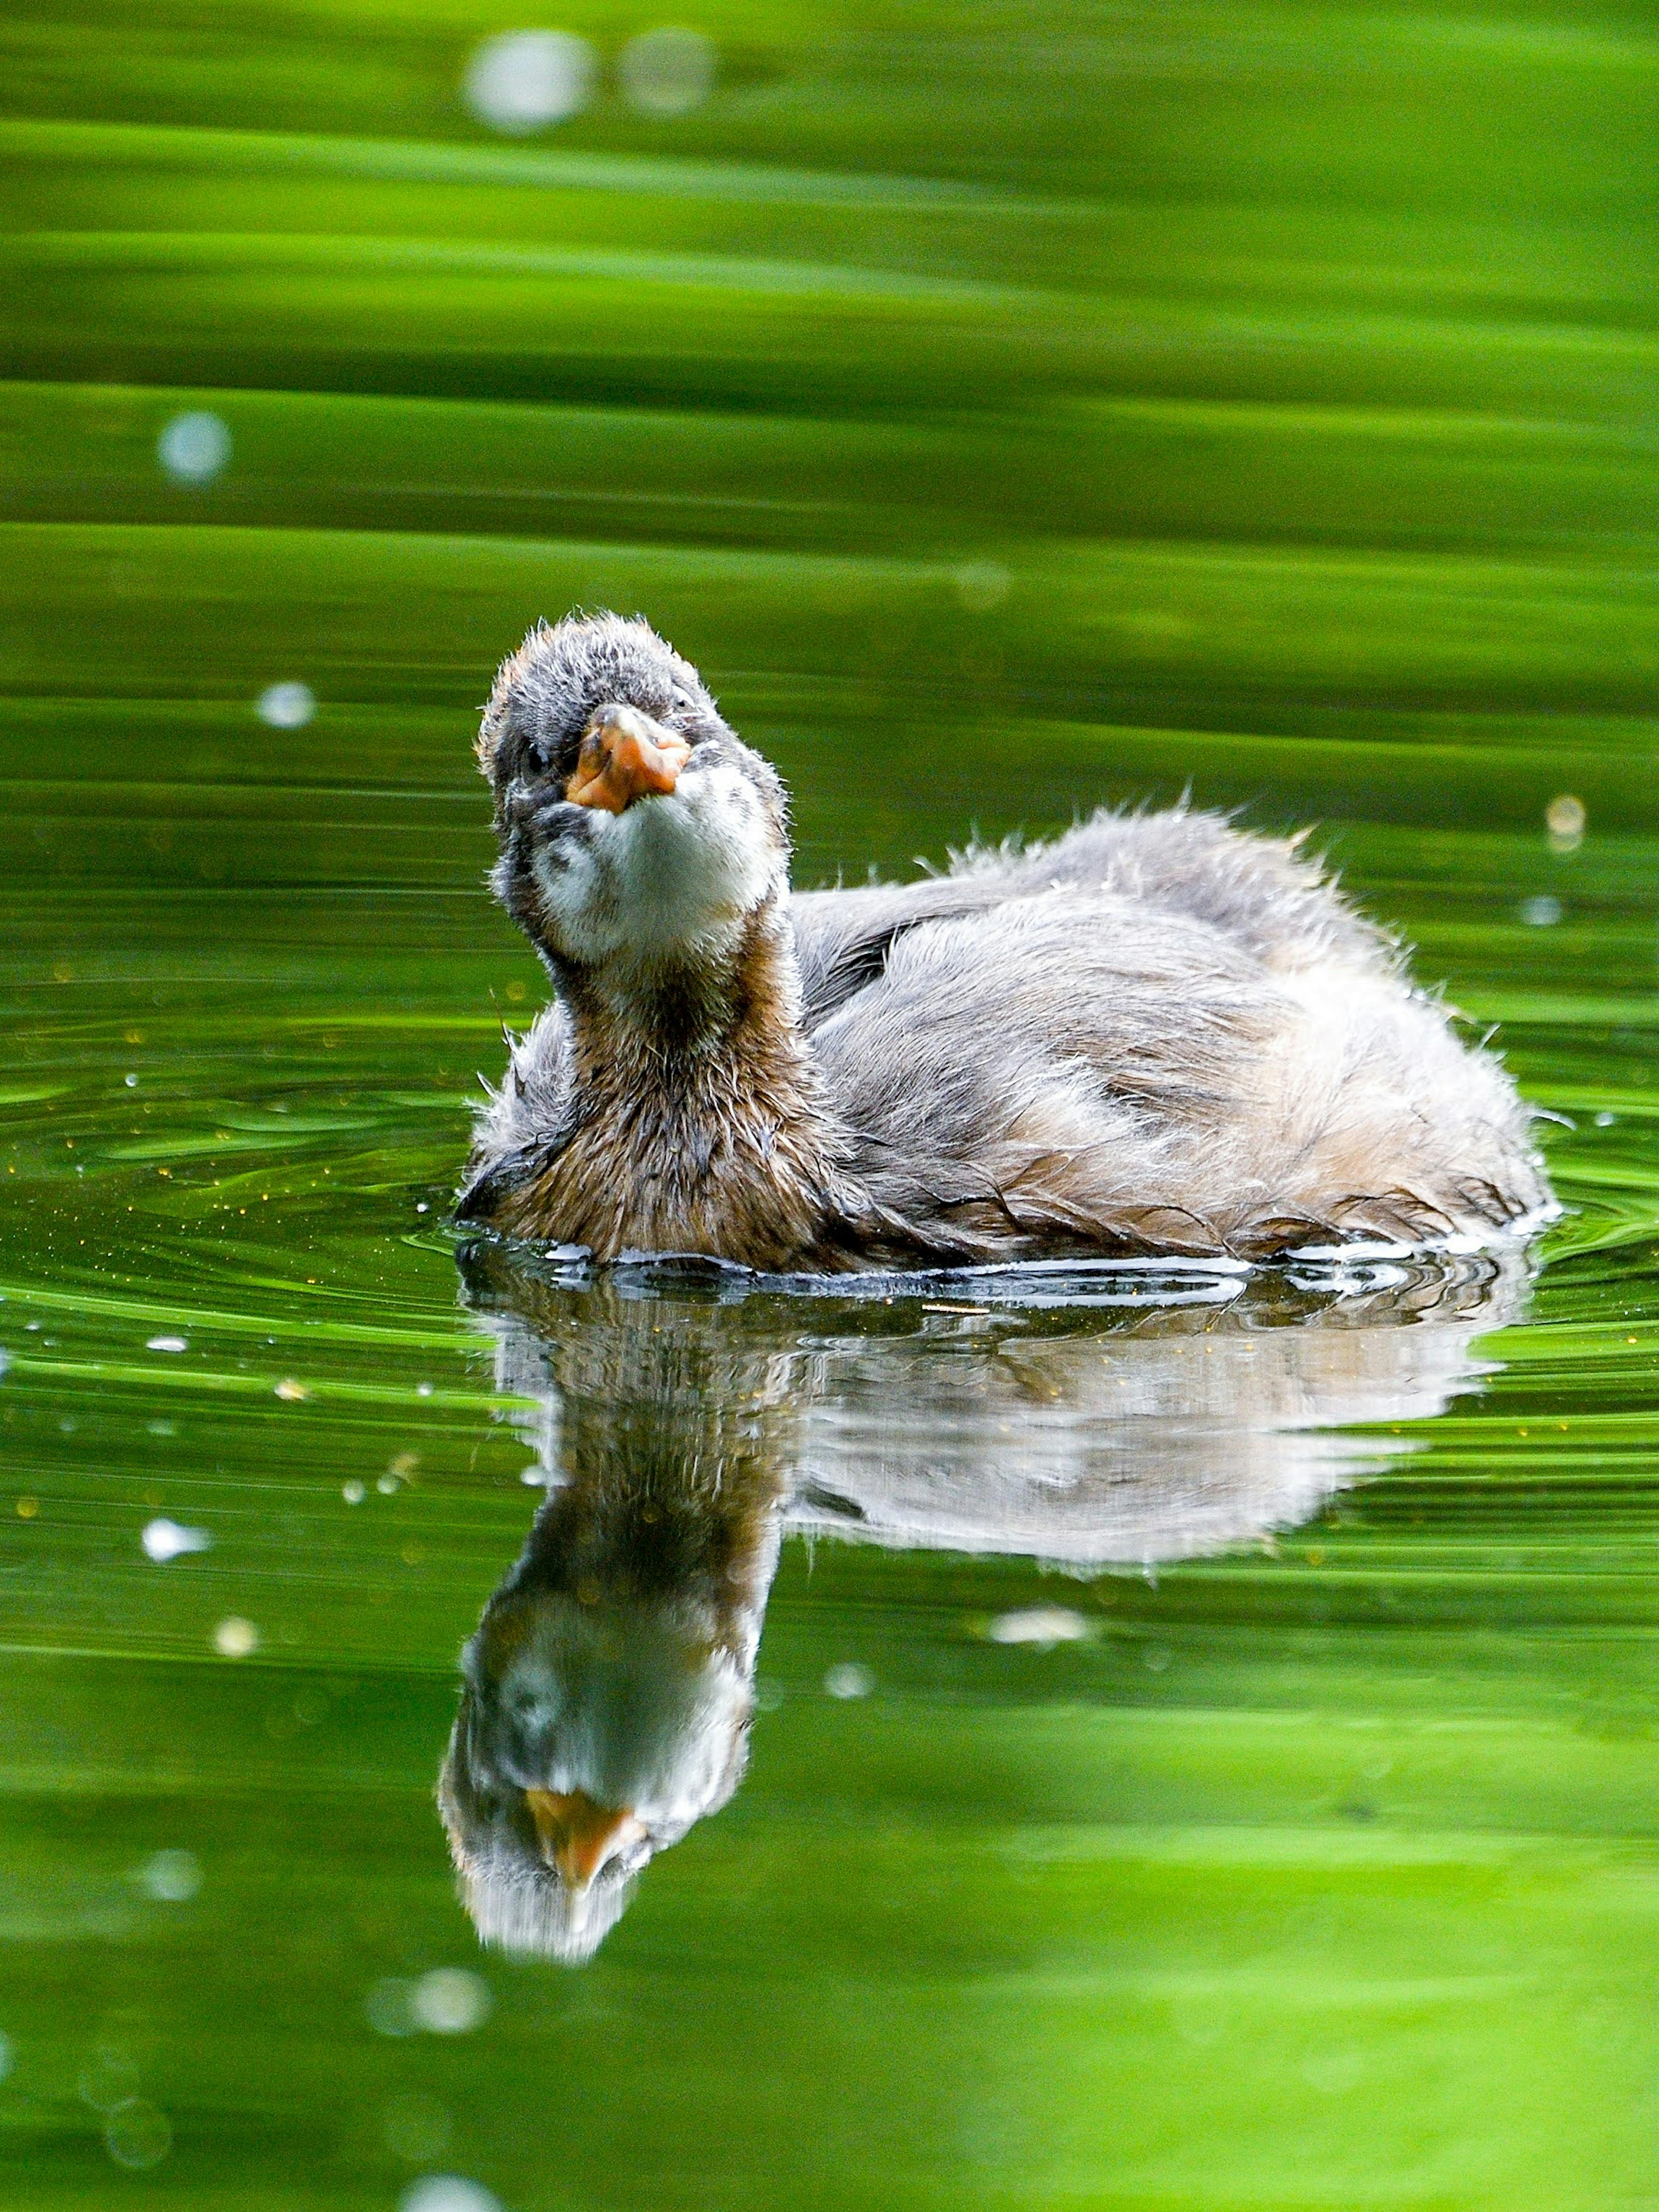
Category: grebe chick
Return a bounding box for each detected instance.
[459,611,1551,1269]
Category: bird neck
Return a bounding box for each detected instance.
[534,899,848,1267]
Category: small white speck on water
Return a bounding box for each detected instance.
[156,410,230,485]
[136,1848,201,1902]
[1519,895,1562,927]
[1545,793,1586,851]
[256,681,315,729]
[411,1968,491,2035]
[824,1662,874,1700]
[141,1518,211,1563]
[343,1479,365,1503]
[985,1606,1093,1647]
[213,1616,259,1658]
[464,29,594,131]
[146,1334,188,1353]
[400,2178,502,2212]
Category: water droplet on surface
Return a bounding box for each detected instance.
[464,30,594,132]
[411,1968,491,2035]
[213,1616,259,1658]
[824,1662,874,1700]
[342,1479,365,1503]
[103,2099,172,2171]
[619,26,716,115]
[137,1848,201,1901]
[256,681,316,729]
[156,411,230,485]
[146,1334,188,1353]
[141,1517,212,1563]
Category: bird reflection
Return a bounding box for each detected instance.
[442,1241,1528,1960]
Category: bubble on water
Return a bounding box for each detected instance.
[464,30,595,132]
[1519,895,1562,927]
[213,1616,259,1658]
[142,1518,212,1563]
[824,1662,874,1700]
[412,1968,491,2035]
[257,681,315,729]
[1545,793,1586,851]
[104,2099,172,2171]
[954,561,1011,613]
[157,411,230,485]
[400,2179,502,2212]
[124,1073,138,1088]
[384,2092,453,2162]
[365,1977,419,2037]
[137,1848,201,1901]
[985,1606,1092,1647]
[146,1334,188,1353]
[619,27,716,115]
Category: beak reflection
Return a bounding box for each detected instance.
[442,1241,1529,1963]
[524,1791,648,1891]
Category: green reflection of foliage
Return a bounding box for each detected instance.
[3,0,1659,2205]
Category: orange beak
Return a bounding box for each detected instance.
[523,1788,647,1891]
[565,705,691,815]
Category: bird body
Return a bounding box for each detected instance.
[461,614,1551,1268]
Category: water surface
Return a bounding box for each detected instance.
[6,0,1659,2202]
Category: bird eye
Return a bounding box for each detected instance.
[525,741,550,775]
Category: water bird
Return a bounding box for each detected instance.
[459,612,1551,1268]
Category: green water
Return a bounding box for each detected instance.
[6,0,1659,2204]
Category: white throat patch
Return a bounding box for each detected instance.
[533,757,782,968]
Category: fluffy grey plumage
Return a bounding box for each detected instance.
[461,611,1552,1267]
